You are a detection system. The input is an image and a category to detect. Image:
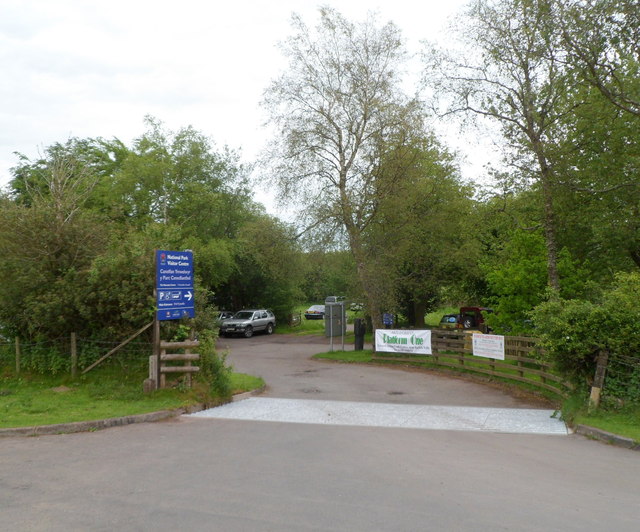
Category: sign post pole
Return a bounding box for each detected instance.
[153,312,160,390]
[153,251,160,389]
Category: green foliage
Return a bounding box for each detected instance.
[1,118,303,374]
[196,329,232,399]
[532,272,640,402]
[378,138,480,326]
[0,157,110,338]
[299,251,357,304]
[217,216,304,320]
[532,298,603,384]
[482,230,591,334]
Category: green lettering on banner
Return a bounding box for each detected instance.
[383,334,407,345]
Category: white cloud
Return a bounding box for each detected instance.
[0,0,492,214]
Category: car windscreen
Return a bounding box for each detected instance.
[234,311,254,319]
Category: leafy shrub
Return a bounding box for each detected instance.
[532,272,640,403]
[196,330,232,399]
[483,231,591,334]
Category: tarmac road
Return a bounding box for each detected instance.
[1,333,639,531]
[217,333,548,407]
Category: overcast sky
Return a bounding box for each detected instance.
[0,0,486,214]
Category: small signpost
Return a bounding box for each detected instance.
[155,250,195,320]
[151,250,196,390]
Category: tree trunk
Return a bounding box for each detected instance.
[347,230,383,330]
[534,143,561,292]
[541,176,560,291]
[413,300,427,328]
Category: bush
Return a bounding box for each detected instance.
[532,272,640,403]
[483,231,592,334]
[196,330,232,399]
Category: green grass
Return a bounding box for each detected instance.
[575,407,640,442]
[229,372,265,394]
[278,304,366,336]
[425,306,458,327]
[313,349,374,363]
[0,368,264,429]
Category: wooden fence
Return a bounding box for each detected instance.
[148,340,200,389]
[374,329,572,398]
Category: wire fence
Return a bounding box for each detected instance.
[0,334,153,375]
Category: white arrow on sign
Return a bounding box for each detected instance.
[185,291,193,301]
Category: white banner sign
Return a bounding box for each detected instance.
[472,334,505,360]
[375,329,432,355]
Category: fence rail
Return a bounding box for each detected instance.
[0,334,152,376]
[374,330,572,398]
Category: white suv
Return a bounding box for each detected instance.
[219,309,276,338]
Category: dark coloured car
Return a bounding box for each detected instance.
[437,307,494,332]
[459,307,493,330]
[304,305,325,320]
[217,311,234,322]
[219,309,276,338]
[439,314,460,329]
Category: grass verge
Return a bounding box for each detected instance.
[229,372,265,394]
[0,369,264,429]
[277,305,366,336]
[314,348,639,442]
[313,350,374,363]
[573,405,640,442]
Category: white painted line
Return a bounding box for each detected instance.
[187,397,568,435]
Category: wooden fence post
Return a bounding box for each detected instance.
[154,318,161,390]
[589,349,609,411]
[15,337,21,375]
[70,332,77,378]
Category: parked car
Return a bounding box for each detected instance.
[459,307,493,330]
[219,309,276,338]
[304,305,325,320]
[437,307,494,332]
[438,314,460,329]
[216,310,234,323]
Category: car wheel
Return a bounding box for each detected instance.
[243,326,253,338]
[266,323,274,335]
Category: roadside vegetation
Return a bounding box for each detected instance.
[0,367,264,430]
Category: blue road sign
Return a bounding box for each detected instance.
[156,250,195,320]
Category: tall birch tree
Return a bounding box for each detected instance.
[262,7,426,326]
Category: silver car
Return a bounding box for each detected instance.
[219,309,276,338]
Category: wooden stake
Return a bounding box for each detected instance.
[154,318,161,390]
[71,332,77,378]
[15,337,20,375]
[589,349,609,411]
